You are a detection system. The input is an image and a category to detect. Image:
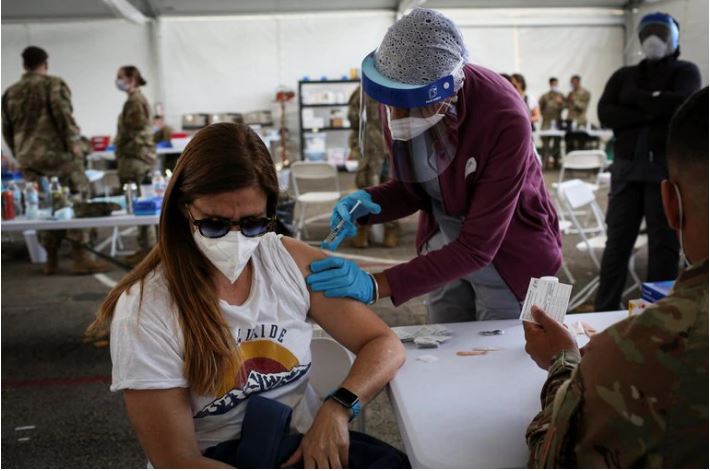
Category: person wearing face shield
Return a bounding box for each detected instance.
[594,12,701,312]
[307,8,562,322]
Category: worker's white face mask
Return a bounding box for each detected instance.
[551,86,561,93]
[193,230,261,284]
[671,182,691,268]
[642,35,669,61]
[389,113,446,141]
[115,79,130,92]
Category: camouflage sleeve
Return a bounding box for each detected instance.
[120,97,149,132]
[48,78,79,151]
[526,349,583,468]
[572,91,590,113]
[538,94,547,112]
[347,89,360,128]
[528,298,705,468]
[1,92,14,154]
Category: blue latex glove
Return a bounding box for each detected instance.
[307,257,375,304]
[320,190,381,251]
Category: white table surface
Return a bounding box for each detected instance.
[388,310,627,469]
[88,147,185,161]
[1,212,159,232]
[535,129,566,138]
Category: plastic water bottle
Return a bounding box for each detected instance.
[140,174,155,198]
[152,171,166,198]
[123,182,137,214]
[7,180,23,216]
[39,176,50,208]
[49,176,64,214]
[24,182,39,219]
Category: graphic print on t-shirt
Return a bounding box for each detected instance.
[194,338,310,419]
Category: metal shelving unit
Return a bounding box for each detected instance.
[298,79,360,161]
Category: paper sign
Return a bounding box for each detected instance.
[519,278,572,324]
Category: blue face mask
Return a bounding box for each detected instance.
[115,79,130,92]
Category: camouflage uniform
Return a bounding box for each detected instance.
[1,72,91,251]
[153,125,173,144]
[348,87,399,236]
[115,89,156,250]
[538,90,566,168]
[527,259,709,468]
[566,87,591,126]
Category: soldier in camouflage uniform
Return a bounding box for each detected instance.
[1,46,109,275]
[523,88,708,468]
[538,77,565,169]
[152,114,173,145]
[566,74,590,127]
[564,74,592,152]
[347,86,400,248]
[114,65,157,263]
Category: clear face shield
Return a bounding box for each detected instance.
[358,51,464,183]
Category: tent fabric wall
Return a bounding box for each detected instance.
[445,8,625,126]
[1,3,706,141]
[1,20,156,138]
[158,11,394,128]
[625,0,709,86]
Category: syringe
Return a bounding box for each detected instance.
[323,200,363,247]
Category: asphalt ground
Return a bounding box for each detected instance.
[0,168,649,468]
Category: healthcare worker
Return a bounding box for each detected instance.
[594,12,701,311]
[307,8,562,322]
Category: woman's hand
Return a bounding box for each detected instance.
[282,400,351,468]
[523,305,579,370]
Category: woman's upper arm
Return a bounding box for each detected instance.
[123,388,202,467]
[281,237,397,354]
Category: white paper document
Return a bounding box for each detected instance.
[519,278,573,324]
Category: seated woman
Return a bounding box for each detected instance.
[88,122,406,468]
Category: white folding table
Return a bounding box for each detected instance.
[388,310,627,468]
[1,212,159,264]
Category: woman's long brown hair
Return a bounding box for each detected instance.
[87,122,278,396]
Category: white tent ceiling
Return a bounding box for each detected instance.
[3,0,641,22]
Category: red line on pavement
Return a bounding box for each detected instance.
[2,376,112,389]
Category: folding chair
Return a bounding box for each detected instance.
[552,150,608,235]
[310,337,365,432]
[557,179,647,310]
[289,162,341,241]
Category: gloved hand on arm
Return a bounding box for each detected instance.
[307,257,376,304]
[320,190,381,251]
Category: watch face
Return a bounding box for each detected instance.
[334,387,359,406]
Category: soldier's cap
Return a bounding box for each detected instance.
[362,8,468,109]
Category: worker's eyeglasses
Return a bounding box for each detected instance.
[187,209,274,239]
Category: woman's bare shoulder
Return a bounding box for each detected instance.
[279,236,328,277]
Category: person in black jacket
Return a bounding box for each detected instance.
[595,12,701,311]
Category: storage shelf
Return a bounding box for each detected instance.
[301,79,359,84]
[303,126,351,132]
[301,103,350,108]
[298,79,359,160]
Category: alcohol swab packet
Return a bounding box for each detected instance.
[519,276,572,324]
[391,324,451,343]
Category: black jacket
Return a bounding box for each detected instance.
[598,53,701,183]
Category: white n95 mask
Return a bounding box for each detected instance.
[389,114,445,141]
[193,230,261,284]
[642,35,669,61]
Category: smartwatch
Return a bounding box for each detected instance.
[325,387,361,422]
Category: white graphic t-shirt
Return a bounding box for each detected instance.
[110,233,318,452]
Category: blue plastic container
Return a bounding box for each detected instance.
[133,196,163,216]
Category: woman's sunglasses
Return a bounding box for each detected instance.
[187,209,274,239]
